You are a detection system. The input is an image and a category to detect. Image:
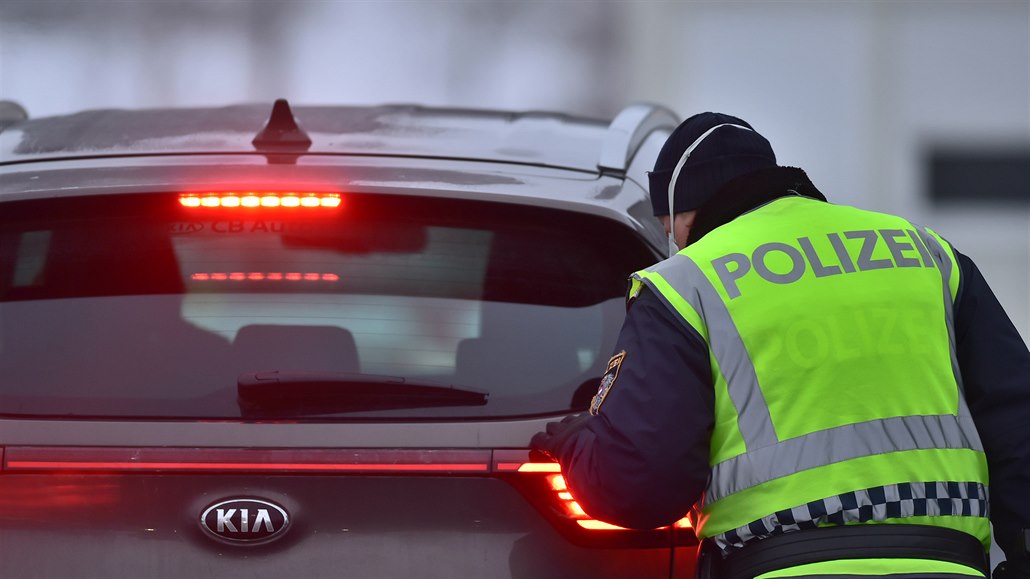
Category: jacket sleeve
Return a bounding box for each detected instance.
[953,249,1030,562]
[551,287,714,529]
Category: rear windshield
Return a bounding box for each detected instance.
[0,193,657,420]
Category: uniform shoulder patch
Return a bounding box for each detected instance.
[589,350,626,416]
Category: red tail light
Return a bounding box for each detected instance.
[494,451,697,548]
[178,193,342,208]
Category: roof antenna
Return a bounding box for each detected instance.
[252,99,312,151]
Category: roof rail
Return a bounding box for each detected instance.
[0,100,29,132]
[598,103,679,173]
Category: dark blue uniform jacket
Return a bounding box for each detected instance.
[551,249,1030,563]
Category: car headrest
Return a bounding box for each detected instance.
[232,324,360,374]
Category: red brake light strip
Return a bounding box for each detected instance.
[190,272,340,282]
[3,448,490,474]
[6,461,487,472]
[179,193,341,208]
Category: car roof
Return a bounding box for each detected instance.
[0,101,677,175]
[0,101,677,254]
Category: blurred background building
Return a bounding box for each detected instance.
[1,0,1027,341]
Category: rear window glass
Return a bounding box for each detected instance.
[0,193,656,419]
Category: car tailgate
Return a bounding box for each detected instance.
[0,420,677,579]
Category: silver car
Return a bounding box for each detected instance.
[0,100,698,578]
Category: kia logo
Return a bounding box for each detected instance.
[200,498,290,545]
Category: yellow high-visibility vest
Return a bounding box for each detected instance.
[630,196,990,558]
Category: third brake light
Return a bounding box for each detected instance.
[179,193,342,208]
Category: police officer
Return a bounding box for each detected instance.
[531,112,1030,578]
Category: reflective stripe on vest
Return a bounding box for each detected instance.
[642,254,778,450]
[914,226,966,401]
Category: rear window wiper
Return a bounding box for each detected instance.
[237,371,488,417]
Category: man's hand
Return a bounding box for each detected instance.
[530,413,591,462]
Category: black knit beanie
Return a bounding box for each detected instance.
[647,112,777,216]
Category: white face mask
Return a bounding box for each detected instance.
[665,123,754,258]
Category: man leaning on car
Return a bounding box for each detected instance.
[533,112,1030,579]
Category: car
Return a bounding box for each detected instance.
[0,98,698,578]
